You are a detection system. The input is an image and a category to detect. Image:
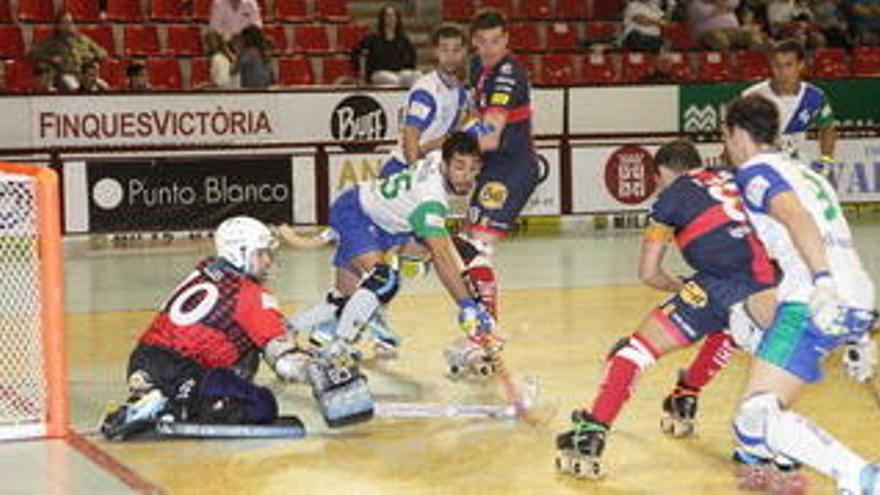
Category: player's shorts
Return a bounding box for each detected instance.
[128,344,206,398]
[379,155,407,178]
[756,302,876,383]
[329,187,411,269]
[652,273,772,344]
[467,150,540,234]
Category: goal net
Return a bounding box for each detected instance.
[0,163,66,440]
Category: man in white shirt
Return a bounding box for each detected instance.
[210,0,263,42]
[623,0,667,52]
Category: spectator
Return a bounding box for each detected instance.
[687,0,757,49]
[205,31,238,88]
[847,0,880,44]
[126,60,150,91]
[78,61,109,92]
[231,26,274,89]
[623,0,668,52]
[351,4,419,86]
[640,51,677,82]
[31,12,108,92]
[740,6,771,46]
[34,63,58,92]
[810,0,853,48]
[210,0,263,42]
[766,0,826,46]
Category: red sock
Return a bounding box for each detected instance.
[589,335,659,425]
[681,332,735,390]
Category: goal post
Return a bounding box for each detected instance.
[0,162,66,440]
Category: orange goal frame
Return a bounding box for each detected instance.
[0,163,67,439]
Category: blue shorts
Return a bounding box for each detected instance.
[654,273,772,344]
[379,155,407,178]
[329,188,410,269]
[756,302,876,383]
[467,150,540,234]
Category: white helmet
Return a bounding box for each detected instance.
[214,216,277,276]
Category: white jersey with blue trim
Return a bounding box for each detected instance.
[389,70,467,164]
[735,152,874,308]
[742,81,834,160]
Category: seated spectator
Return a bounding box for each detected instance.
[623,0,668,52]
[31,12,108,92]
[231,26,274,89]
[126,60,150,91]
[810,0,853,48]
[78,61,109,92]
[740,7,771,46]
[206,31,239,88]
[767,0,826,46]
[847,0,880,44]
[210,0,263,42]
[640,51,677,82]
[351,4,419,86]
[687,0,757,49]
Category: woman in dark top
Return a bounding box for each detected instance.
[232,26,274,89]
[351,4,419,86]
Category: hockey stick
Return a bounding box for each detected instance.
[154,417,306,439]
[375,378,538,420]
[276,224,336,249]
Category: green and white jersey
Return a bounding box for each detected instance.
[742,80,835,161]
[359,151,450,238]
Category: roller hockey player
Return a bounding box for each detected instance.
[556,140,780,479]
[101,216,315,440]
[286,132,500,391]
[725,94,879,495]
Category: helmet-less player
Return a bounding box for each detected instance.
[724,94,878,494]
[742,39,837,173]
[101,216,310,440]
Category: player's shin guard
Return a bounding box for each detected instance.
[336,264,400,343]
[287,288,347,338]
[589,334,659,426]
[454,235,498,319]
[681,331,735,390]
[732,392,868,492]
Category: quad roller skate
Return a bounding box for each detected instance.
[555,410,608,479]
[660,375,699,438]
[734,449,808,495]
[365,309,400,360]
[100,389,169,441]
[443,336,502,380]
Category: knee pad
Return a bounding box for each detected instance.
[361,263,400,304]
[608,335,658,372]
[733,392,782,459]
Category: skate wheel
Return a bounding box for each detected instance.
[475,363,493,377]
[660,417,674,435]
[736,464,771,491]
[672,420,694,438]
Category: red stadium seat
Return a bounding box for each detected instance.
[621,51,653,82]
[64,0,100,22]
[80,24,116,55]
[262,25,289,54]
[509,22,543,52]
[189,57,210,88]
[150,0,188,21]
[736,50,770,81]
[666,51,693,81]
[852,46,880,75]
[540,54,576,85]
[192,0,212,21]
[513,53,537,79]
[516,0,551,19]
[279,55,314,85]
[316,0,349,22]
[275,0,309,22]
[481,0,513,17]
[99,57,127,88]
[105,0,142,22]
[593,0,625,19]
[320,55,352,84]
[4,59,35,92]
[18,0,54,22]
[442,0,475,22]
[147,57,182,89]
[584,21,618,44]
[293,25,330,53]
[580,51,617,83]
[0,26,25,58]
[124,25,161,56]
[555,0,589,19]
[0,0,11,22]
[664,22,693,50]
[696,51,730,81]
[336,24,370,51]
[31,24,54,45]
[547,22,579,51]
[166,25,202,56]
[811,48,849,78]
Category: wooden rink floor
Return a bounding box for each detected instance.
[8,225,880,494]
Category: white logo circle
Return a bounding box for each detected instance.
[92,178,124,210]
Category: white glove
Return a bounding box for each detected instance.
[842,334,878,383]
[809,273,846,335]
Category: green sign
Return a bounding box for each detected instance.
[679,78,880,132]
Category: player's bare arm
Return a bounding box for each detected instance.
[638,222,684,293]
[766,190,831,276]
[422,235,471,302]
